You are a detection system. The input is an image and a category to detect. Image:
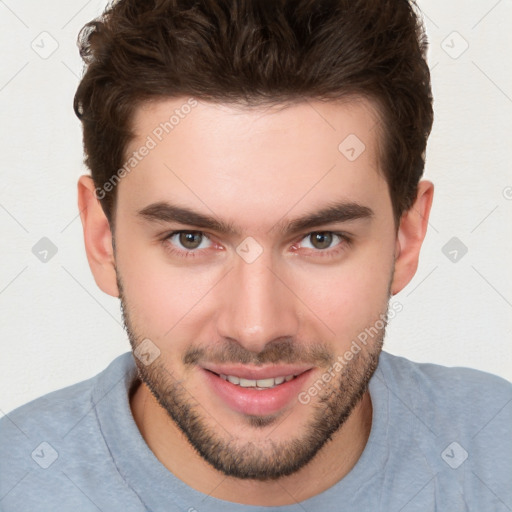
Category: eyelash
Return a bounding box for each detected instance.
[161,230,352,260]
[162,231,215,259]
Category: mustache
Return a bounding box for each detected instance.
[183,337,333,367]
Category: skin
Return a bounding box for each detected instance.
[78,97,433,506]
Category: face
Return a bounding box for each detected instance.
[112,97,397,480]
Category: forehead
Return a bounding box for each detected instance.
[118,96,390,230]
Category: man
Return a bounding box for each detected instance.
[1,0,511,510]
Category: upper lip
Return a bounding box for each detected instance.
[202,364,313,380]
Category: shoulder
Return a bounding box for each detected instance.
[2,372,96,441]
[377,350,512,403]
[1,353,134,441]
[0,353,137,509]
[375,350,512,438]
[370,353,512,508]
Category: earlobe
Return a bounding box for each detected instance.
[77,175,119,297]
[391,180,434,295]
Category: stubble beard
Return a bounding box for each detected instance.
[118,274,387,481]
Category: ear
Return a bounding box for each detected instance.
[391,180,434,295]
[77,175,119,297]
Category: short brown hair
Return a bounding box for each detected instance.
[74,0,433,224]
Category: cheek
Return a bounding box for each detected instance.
[117,222,395,351]
[116,236,219,339]
[290,243,394,339]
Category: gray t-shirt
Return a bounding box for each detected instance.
[1,351,511,511]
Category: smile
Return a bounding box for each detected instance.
[217,373,297,389]
[202,367,313,416]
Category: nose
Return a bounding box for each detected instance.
[215,251,301,354]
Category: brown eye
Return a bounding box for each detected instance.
[179,231,203,249]
[309,232,333,249]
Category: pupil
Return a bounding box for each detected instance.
[312,232,332,249]
[180,232,201,249]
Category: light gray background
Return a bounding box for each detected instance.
[1,0,511,415]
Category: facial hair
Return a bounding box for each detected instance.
[118,273,387,481]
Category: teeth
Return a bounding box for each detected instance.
[239,378,257,387]
[218,373,296,388]
[256,378,275,388]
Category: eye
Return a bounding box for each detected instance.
[166,231,212,251]
[299,232,345,250]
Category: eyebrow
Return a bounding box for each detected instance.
[137,200,374,236]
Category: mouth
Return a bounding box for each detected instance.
[200,365,313,417]
[217,372,297,389]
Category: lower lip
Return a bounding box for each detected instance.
[202,368,312,417]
